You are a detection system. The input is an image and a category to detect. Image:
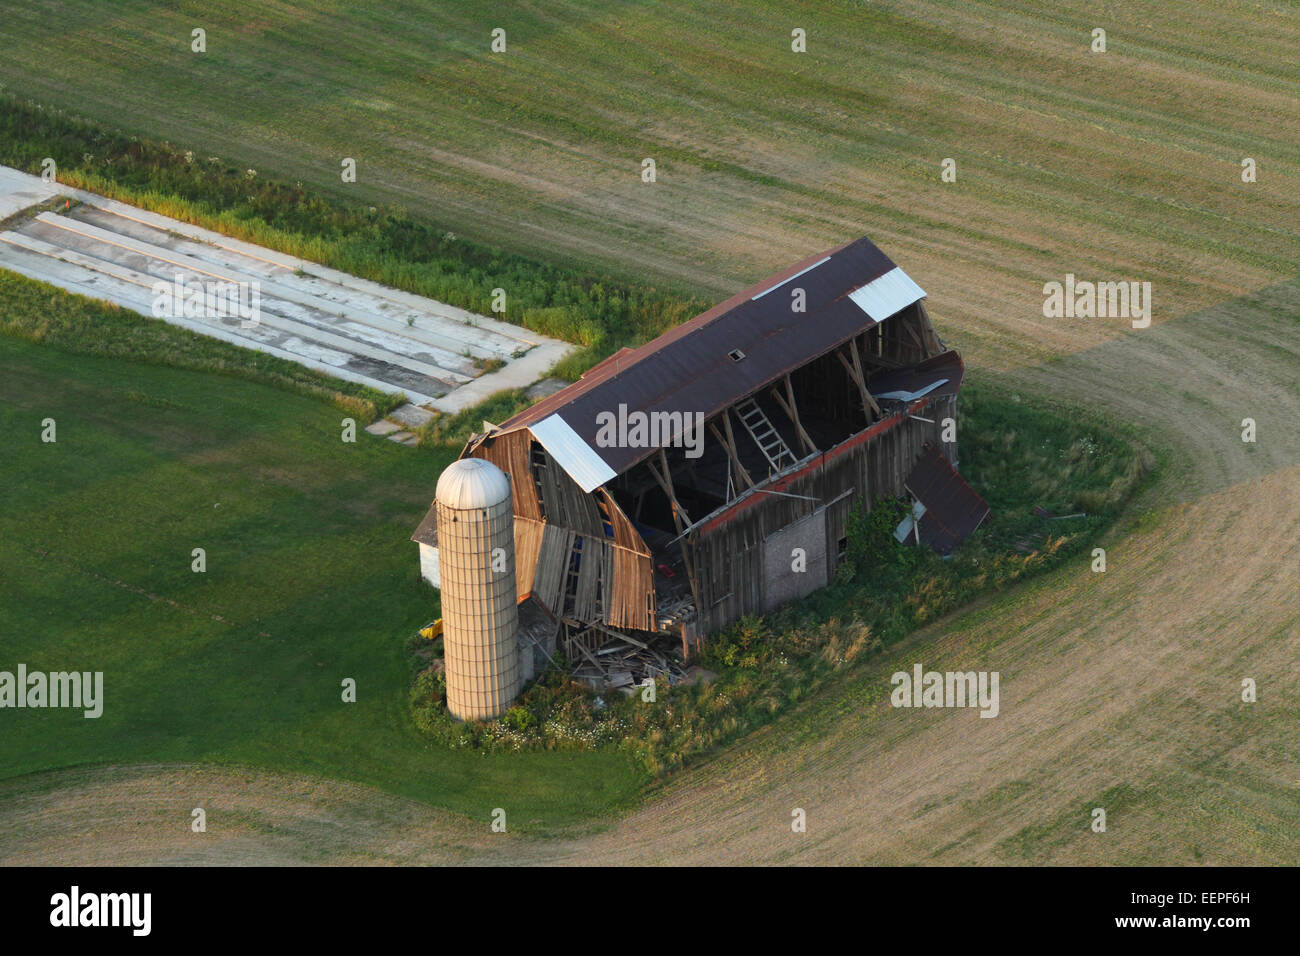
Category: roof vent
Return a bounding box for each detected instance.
[728,349,746,362]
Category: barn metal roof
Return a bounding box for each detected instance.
[868,350,964,403]
[411,510,438,546]
[903,443,990,554]
[499,235,927,491]
[529,412,617,491]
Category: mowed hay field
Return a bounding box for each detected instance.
[0,0,1298,864]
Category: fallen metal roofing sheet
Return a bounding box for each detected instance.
[498,236,927,483]
[893,500,928,543]
[868,350,964,403]
[873,378,948,403]
[903,443,990,555]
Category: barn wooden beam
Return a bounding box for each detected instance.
[834,348,857,380]
[770,375,817,455]
[857,327,905,369]
[784,374,817,454]
[835,349,864,409]
[568,627,608,675]
[645,450,692,530]
[589,620,649,649]
[881,319,898,363]
[838,341,881,419]
[849,337,873,404]
[852,329,904,369]
[720,409,753,489]
[900,312,925,350]
[915,300,943,356]
[708,418,754,492]
[651,448,704,628]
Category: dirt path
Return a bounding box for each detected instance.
[0,765,498,866]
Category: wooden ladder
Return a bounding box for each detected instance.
[734,397,797,475]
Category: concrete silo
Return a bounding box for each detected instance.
[434,457,520,721]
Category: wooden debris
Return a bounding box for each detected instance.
[558,617,690,690]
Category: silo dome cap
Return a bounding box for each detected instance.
[435,457,511,509]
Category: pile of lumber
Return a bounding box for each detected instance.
[655,593,697,634]
[563,621,688,691]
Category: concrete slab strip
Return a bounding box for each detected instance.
[0,165,576,409]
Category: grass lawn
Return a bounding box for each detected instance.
[0,333,641,830]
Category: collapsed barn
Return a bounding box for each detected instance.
[413,235,988,697]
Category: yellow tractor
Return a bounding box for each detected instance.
[419,619,443,640]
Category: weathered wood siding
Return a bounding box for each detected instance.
[467,389,957,639]
[692,393,958,633]
[513,515,545,602]
[470,435,655,632]
[474,429,542,521]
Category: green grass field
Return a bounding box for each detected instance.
[0,332,641,829]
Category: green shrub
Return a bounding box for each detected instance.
[503,706,535,732]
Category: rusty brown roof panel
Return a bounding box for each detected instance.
[868,350,965,402]
[904,443,990,555]
[410,508,438,546]
[579,346,636,380]
[499,236,914,477]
